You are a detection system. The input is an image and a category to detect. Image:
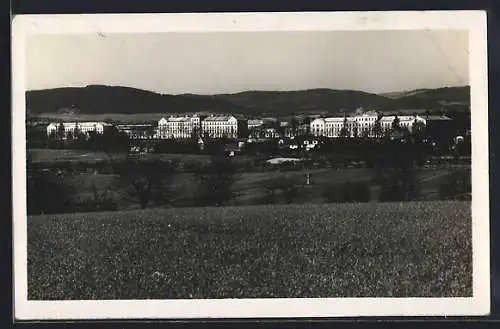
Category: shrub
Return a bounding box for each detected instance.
[193,157,237,207]
[27,167,76,215]
[261,177,282,205]
[112,159,178,209]
[261,174,305,204]
[280,176,304,204]
[378,166,422,202]
[323,181,371,203]
[73,195,118,213]
[439,169,472,200]
[372,149,422,202]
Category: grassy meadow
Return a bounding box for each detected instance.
[27,148,463,209]
[36,163,455,209]
[28,201,472,300]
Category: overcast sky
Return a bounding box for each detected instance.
[26,30,468,95]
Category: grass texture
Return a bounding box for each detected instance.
[28,201,472,300]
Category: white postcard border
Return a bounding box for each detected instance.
[12,11,490,319]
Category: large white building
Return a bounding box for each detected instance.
[309,112,426,138]
[380,115,426,133]
[157,115,201,139]
[46,122,111,137]
[201,115,238,138]
[352,111,379,137]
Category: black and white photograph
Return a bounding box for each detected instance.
[12,11,490,319]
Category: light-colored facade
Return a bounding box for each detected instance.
[157,115,201,139]
[351,112,379,137]
[324,117,349,137]
[380,115,426,133]
[249,127,279,139]
[201,115,238,138]
[46,122,110,137]
[309,112,426,138]
[310,118,326,137]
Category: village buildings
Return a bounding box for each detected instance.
[46,121,112,138]
[201,115,239,139]
[310,112,427,138]
[157,115,201,139]
[44,109,455,148]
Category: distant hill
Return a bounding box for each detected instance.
[380,88,431,100]
[26,85,470,119]
[26,85,241,116]
[211,89,391,116]
[386,86,470,110]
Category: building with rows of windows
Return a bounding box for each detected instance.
[310,112,426,138]
[157,115,201,139]
[46,122,112,137]
[201,115,239,139]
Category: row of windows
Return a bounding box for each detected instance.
[159,126,236,131]
[56,127,102,131]
[313,122,414,128]
[203,126,236,130]
[48,127,103,133]
[159,127,195,131]
[203,121,234,124]
[159,122,198,125]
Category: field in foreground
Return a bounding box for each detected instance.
[28,201,472,300]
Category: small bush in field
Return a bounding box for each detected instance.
[262,174,304,204]
[27,166,76,215]
[112,159,178,209]
[73,196,118,213]
[193,157,237,207]
[323,181,371,203]
[378,166,422,202]
[281,179,304,204]
[73,183,118,213]
[439,169,472,200]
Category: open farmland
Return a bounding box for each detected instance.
[44,164,456,211]
[28,201,472,300]
[27,149,120,163]
[27,149,216,164]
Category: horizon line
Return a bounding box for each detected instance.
[25,84,471,96]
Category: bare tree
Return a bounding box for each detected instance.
[391,115,401,131]
[339,116,350,138]
[113,159,178,209]
[412,119,426,141]
[372,114,383,138]
[193,156,237,207]
[56,122,65,141]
